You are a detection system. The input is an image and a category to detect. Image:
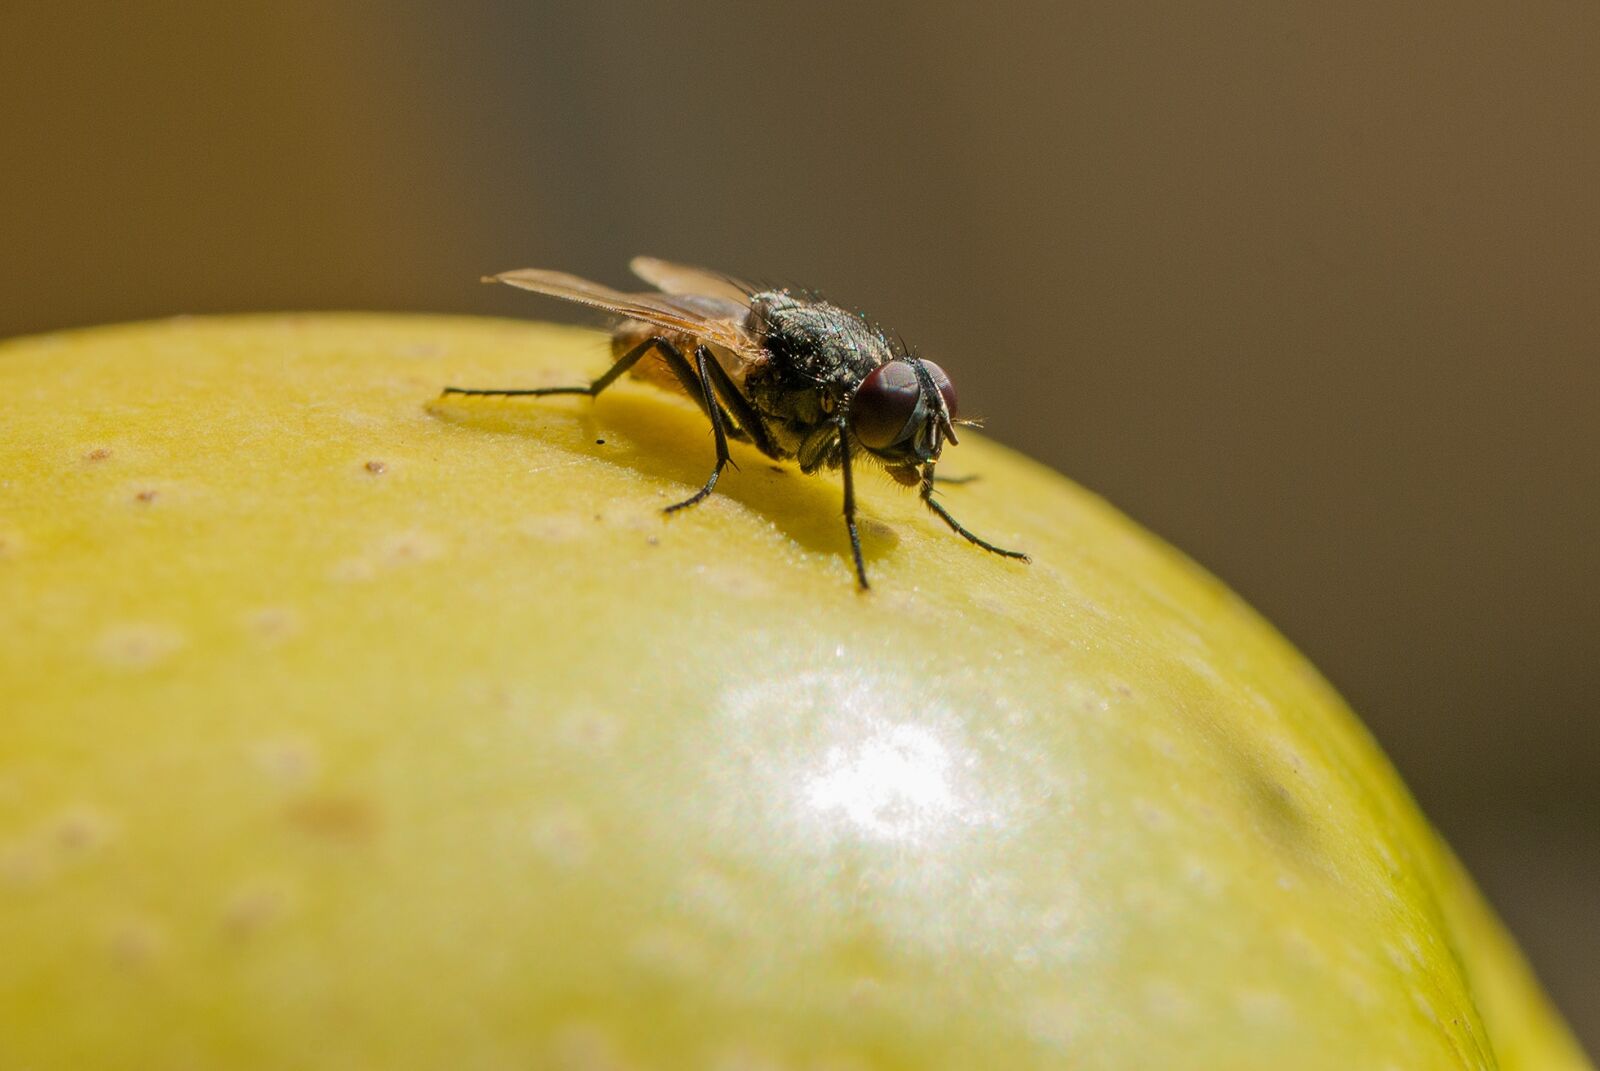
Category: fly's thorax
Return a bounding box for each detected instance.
[748,293,893,393]
[733,293,882,448]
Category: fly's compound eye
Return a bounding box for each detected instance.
[922,359,958,419]
[851,361,923,450]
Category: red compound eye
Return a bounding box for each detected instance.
[851,361,922,450]
[922,359,958,419]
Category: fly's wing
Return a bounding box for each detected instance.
[629,256,755,306]
[487,269,758,359]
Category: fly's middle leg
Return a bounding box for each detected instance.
[663,346,736,514]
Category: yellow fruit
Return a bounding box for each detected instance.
[0,315,1588,1071]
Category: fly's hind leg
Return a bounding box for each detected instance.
[920,464,1030,562]
[441,335,678,400]
[441,335,742,514]
[442,332,740,449]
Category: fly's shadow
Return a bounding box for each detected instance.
[428,387,902,564]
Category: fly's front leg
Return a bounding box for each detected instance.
[839,418,869,590]
[920,463,1029,561]
[663,346,734,514]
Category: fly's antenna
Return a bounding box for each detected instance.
[905,353,958,445]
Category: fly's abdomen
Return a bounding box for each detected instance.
[610,322,690,396]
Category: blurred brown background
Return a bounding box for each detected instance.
[3,0,1595,1048]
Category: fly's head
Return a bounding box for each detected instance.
[847,358,960,485]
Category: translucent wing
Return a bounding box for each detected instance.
[487,268,756,356]
[629,256,754,305]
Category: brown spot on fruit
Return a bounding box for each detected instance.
[285,796,380,842]
[53,806,116,856]
[107,918,167,969]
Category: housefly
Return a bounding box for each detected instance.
[441,257,1029,589]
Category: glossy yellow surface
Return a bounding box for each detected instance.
[0,315,1588,1071]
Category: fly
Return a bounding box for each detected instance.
[440,256,1029,590]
